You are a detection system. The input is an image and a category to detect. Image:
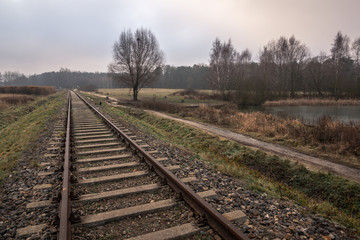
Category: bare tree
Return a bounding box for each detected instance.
[237,49,252,86]
[261,36,310,97]
[352,37,360,96]
[235,49,252,103]
[305,52,328,96]
[330,31,350,97]
[209,38,237,100]
[274,37,289,96]
[258,46,277,99]
[108,28,164,101]
[287,35,310,97]
[2,71,22,84]
[352,37,360,66]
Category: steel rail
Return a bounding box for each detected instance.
[74,91,248,240]
[58,92,72,240]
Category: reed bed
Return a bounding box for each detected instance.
[264,98,360,106]
[191,105,360,161]
[0,94,35,105]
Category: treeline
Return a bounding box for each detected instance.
[0,68,119,90]
[0,66,210,90]
[209,31,360,105]
[156,64,210,89]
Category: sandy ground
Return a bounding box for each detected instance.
[86,92,360,183]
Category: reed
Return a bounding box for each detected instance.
[190,105,360,165]
[264,98,360,106]
[0,94,35,105]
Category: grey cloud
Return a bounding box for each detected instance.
[0,0,359,75]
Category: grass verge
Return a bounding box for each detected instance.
[0,94,59,130]
[84,93,360,236]
[0,91,66,183]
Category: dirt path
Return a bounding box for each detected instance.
[85,92,360,183]
[146,110,360,183]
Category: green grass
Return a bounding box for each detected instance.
[0,91,66,182]
[83,92,360,235]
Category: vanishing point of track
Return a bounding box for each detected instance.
[58,91,248,239]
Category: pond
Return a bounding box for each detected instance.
[261,105,360,124]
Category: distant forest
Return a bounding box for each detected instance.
[1,31,359,104]
[0,65,210,90]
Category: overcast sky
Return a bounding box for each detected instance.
[0,0,359,75]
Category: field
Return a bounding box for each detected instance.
[97,88,226,105]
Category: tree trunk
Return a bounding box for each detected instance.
[133,88,138,101]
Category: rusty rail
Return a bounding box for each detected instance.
[58,92,72,240]
[75,91,248,240]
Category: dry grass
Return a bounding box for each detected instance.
[0,86,56,95]
[136,98,360,167]
[0,94,35,105]
[264,98,360,106]
[186,105,360,167]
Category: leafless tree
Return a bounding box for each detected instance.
[274,37,289,96]
[330,31,350,97]
[258,46,277,98]
[2,71,22,83]
[352,37,360,95]
[305,52,328,96]
[287,35,310,97]
[209,38,237,100]
[235,49,252,103]
[352,37,360,66]
[261,36,310,97]
[236,49,252,86]
[108,28,164,101]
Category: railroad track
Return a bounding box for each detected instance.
[57,91,248,240]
